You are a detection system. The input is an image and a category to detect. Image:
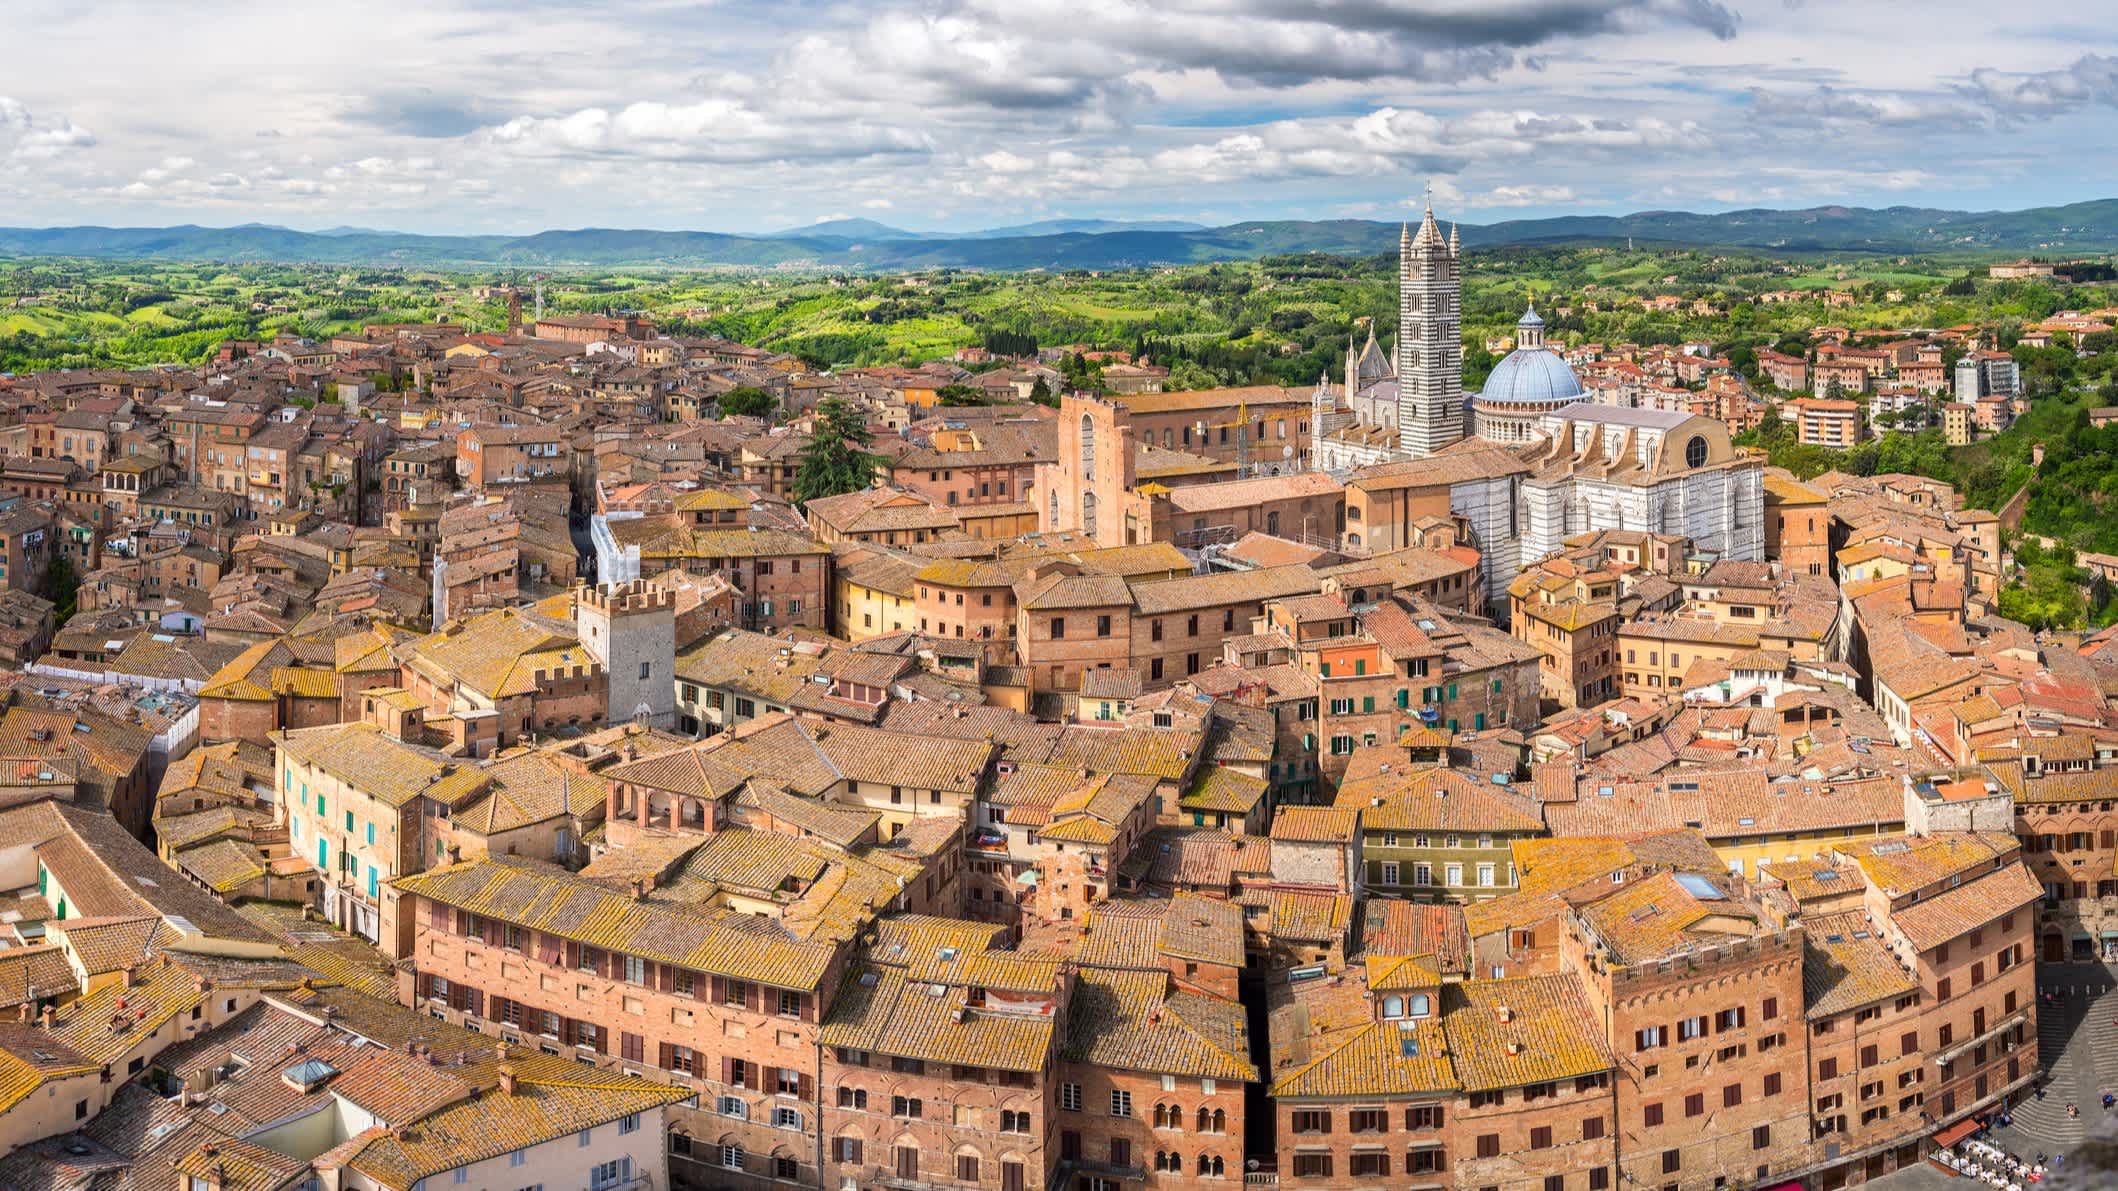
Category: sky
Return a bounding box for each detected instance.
[4,0,2117,235]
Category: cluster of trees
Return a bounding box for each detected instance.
[980,328,1037,357]
[2000,538,2094,631]
[1734,410,1955,482]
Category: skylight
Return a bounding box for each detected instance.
[1673,873,1727,901]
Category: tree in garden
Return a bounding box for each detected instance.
[793,397,881,506]
[717,385,777,419]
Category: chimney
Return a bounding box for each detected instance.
[497,1063,519,1096]
[1505,1041,1523,1056]
[1495,1004,1512,1024]
[40,1004,56,1029]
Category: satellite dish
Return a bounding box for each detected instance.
[1282,446,1294,459]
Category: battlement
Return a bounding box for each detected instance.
[532,661,606,686]
[1608,925,1801,991]
[578,579,675,616]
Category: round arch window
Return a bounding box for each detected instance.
[1684,434,1708,469]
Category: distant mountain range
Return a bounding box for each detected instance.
[5,201,2118,271]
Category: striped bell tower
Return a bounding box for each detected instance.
[1396,195,1464,458]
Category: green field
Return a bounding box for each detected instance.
[0,247,2108,394]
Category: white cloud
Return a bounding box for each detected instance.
[0,95,94,160]
[1965,54,2118,115]
[1467,184,1578,208]
[0,1,2107,230]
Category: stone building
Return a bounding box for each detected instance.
[578,578,678,730]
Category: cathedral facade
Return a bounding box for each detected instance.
[1308,198,1765,620]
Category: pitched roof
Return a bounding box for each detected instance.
[393,857,841,990]
[1064,969,1255,1080]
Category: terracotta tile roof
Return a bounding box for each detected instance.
[1362,900,1470,984]
[0,943,75,1007]
[1129,565,1322,617]
[7,801,272,944]
[154,805,257,852]
[1335,765,1542,833]
[1269,972,1454,1098]
[1181,766,1267,814]
[1271,807,1357,843]
[175,840,271,894]
[396,604,584,699]
[1803,911,1918,1019]
[1065,968,1256,1080]
[1842,832,2016,895]
[344,1054,690,1191]
[819,965,1057,1073]
[1263,890,1352,943]
[1444,975,1613,1092]
[740,784,879,847]
[454,748,609,835]
[40,960,211,1067]
[274,721,488,810]
[1127,827,1240,890]
[1071,894,1246,973]
[392,857,841,991]
[1045,724,1201,780]
[1574,870,1762,965]
[1886,861,2042,952]
[173,1138,309,1191]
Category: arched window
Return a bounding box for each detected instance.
[1079,414,1096,482]
[1081,490,1098,539]
[1410,993,1432,1018]
[1197,1154,1212,1174]
[1684,434,1708,469]
[1209,1155,1225,1176]
[1210,1108,1226,1133]
[1382,995,1405,1019]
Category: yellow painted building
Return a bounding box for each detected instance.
[833,551,919,640]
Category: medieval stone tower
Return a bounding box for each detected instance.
[1043,392,1137,547]
[1396,203,1465,458]
[577,579,676,729]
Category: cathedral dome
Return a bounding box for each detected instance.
[1479,304,1581,407]
[1480,349,1583,405]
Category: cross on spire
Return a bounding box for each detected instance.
[1423,181,1433,212]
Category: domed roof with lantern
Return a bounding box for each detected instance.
[1479,304,1583,406]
